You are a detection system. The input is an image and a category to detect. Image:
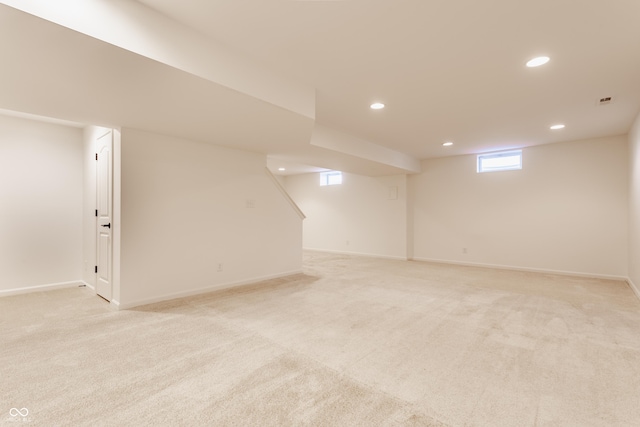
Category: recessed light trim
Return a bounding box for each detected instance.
[442,142,454,147]
[526,56,550,67]
[370,102,385,110]
[278,167,286,171]
[550,124,565,130]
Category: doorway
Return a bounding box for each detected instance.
[95,130,113,301]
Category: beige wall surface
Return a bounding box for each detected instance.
[119,128,303,308]
[0,114,83,292]
[629,112,640,291]
[285,172,407,259]
[412,136,628,278]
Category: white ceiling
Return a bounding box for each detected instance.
[138,0,640,159]
[2,1,639,176]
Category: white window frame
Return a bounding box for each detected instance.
[477,150,522,173]
[320,171,343,186]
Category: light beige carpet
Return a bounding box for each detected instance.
[1,252,640,426]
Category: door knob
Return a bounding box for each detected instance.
[101,223,111,228]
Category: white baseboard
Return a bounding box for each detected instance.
[0,280,85,297]
[118,270,304,310]
[627,277,640,301]
[304,248,407,261]
[411,257,628,282]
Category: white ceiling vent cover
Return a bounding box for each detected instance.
[597,96,614,106]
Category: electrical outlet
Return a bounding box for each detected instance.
[346,240,350,246]
[462,248,468,254]
[217,263,223,272]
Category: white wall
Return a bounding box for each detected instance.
[119,128,303,308]
[413,136,628,278]
[0,114,83,293]
[285,172,407,259]
[629,112,640,293]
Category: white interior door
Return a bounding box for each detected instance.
[96,130,113,301]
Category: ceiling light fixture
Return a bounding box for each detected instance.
[526,56,550,67]
[442,142,454,147]
[370,102,385,110]
[550,124,565,130]
[278,168,286,171]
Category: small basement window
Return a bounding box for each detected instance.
[320,171,343,186]
[477,150,522,173]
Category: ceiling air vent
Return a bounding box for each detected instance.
[597,96,614,106]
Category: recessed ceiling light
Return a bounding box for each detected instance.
[550,124,565,130]
[278,167,286,171]
[442,142,454,147]
[526,56,550,67]
[370,102,385,110]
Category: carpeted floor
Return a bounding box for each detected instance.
[1,251,640,426]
